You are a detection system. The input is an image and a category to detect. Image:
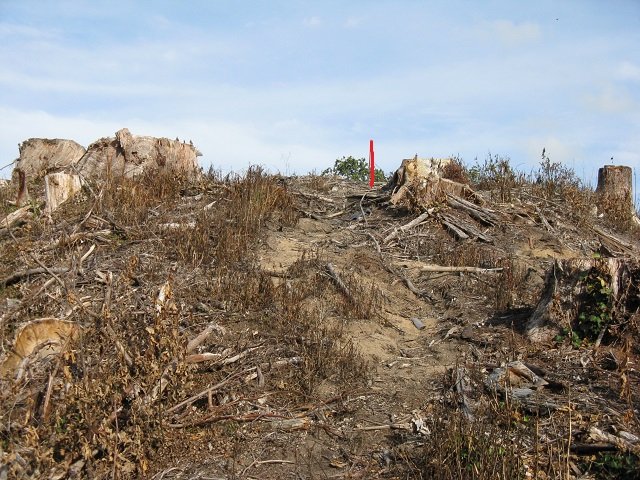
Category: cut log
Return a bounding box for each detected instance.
[526,258,640,343]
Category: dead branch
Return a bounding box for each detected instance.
[439,212,491,242]
[185,353,222,363]
[534,206,554,232]
[591,225,636,255]
[363,232,381,254]
[454,366,474,421]
[168,411,288,429]
[383,210,430,244]
[165,372,245,415]
[46,229,112,251]
[570,443,618,455]
[0,205,33,230]
[326,263,351,299]
[294,191,335,204]
[589,426,640,455]
[186,322,227,354]
[419,264,503,274]
[356,423,411,431]
[446,194,498,226]
[1,267,69,288]
[240,459,296,477]
[439,215,469,240]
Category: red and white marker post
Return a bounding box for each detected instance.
[369,139,375,189]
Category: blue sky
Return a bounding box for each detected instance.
[1,1,639,185]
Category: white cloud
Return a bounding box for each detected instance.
[524,136,580,166]
[343,17,362,28]
[489,20,541,46]
[0,22,59,39]
[303,16,322,28]
[616,61,640,82]
[585,86,637,114]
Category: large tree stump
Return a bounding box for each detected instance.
[596,165,638,227]
[526,258,640,343]
[385,156,478,210]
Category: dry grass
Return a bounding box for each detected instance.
[0,167,377,479]
[442,156,470,185]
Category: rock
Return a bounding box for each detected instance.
[75,128,200,179]
[13,138,86,180]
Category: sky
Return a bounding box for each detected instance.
[0,1,639,187]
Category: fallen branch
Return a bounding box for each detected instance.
[186,322,227,354]
[383,211,430,244]
[0,205,33,230]
[419,264,503,274]
[439,212,491,242]
[447,194,498,226]
[168,357,302,415]
[1,267,69,288]
[455,366,474,421]
[295,191,335,204]
[570,443,618,455]
[589,426,640,455]
[241,459,296,477]
[46,230,112,251]
[166,372,244,415]
[326,263,351,299]
[356,423,411,431]
[534,206,554,232]
[168,411,288,429]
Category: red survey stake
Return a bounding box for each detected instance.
[369,139,375,189]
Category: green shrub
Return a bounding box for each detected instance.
[322,156,387,182]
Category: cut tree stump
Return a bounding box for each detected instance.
[44,172,83,214]
[385,156,479,211]
[595,165,639,226]
[526,258,640,343]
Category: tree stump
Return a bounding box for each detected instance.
[595,165,637,227]
[526,258,640,343]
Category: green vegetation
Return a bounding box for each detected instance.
[322,155,387,182]
[576,268,613,341]
[584,452,640,480]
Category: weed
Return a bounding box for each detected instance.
[583,452,640,479]
[575,267,612,342]
[534,149,582,200]
[466,154,524,202]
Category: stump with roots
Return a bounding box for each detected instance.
[526,258,640,344]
